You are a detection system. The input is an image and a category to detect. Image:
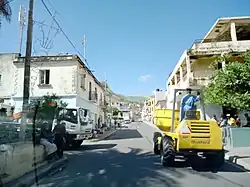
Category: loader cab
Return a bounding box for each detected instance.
[170,88,206,132]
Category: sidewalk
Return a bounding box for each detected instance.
[225,147,250,170]
[3,156,68,187]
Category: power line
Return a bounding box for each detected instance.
[2,0,15,6]
[40,0,90,67]
[33,20,59,30]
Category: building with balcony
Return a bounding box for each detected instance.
[166,16,250,118]
[0,54,105,124]
[141,96,155,122]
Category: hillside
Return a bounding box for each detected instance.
[119,95,148,104]
[102,82,148,104]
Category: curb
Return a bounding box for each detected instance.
[90,129,118,142]
[3,156,68,187]
[225,153,250,171]
[143,121,161,132]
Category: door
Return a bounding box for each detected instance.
[79,108,93,133]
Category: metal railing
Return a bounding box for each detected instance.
[0,122,40,144]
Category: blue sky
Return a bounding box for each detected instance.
[0,0,250,96]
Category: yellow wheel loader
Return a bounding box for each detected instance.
[153,88,224,168]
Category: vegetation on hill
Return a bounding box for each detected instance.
[120,95,148,104]
[102,82,147,104]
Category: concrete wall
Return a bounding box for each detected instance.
[191,58,214,78]
[14,61,78,98]
[76,64,105,124]
[0,142,45,183]
[0,53,19,98]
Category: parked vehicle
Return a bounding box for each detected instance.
[52,107,93,148]
[123,111,131,124]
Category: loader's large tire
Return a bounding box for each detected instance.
[161,136,175,166]
[153,132,161,155]
[206,150,225,169]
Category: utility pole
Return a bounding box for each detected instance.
[18,6,26,55]
[20,0,34,141]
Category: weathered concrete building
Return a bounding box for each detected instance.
[0,53,20,117]
[166,16,250,118]
[0,54,106,124]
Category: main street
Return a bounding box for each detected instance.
[35,122,250,187]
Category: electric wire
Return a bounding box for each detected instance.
[40,0,90,68]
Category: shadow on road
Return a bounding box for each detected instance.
[36,144,247,187]
[105,129,143,140]
[37,147,184,187]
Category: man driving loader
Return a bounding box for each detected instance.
[179,88,200,122]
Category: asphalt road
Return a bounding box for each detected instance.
[33,122,250,187]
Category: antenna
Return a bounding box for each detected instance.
[18,6,26,55]
[82,34,87,61]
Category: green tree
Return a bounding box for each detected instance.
[29,94,68,120]
[0,0,12,26]
[112,107,120,116]
[204,51,250,111]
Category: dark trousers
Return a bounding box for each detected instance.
[54,133,64,158]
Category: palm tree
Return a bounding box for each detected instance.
[0,0,12,25]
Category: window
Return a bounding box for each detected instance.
[94,87,97,100]
[80,74,86,89]
[79,108,88,126]
[0,74,2,85]
[39,70,50,85]
[100,93,103,102]
[58,108,78,124]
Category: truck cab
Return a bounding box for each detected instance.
[52,107,93,147]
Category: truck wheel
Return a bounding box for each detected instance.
[161,136,175,166]
[206,150,225,169]
[73,140,83,148]
[153,132,161,155]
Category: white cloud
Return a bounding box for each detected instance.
[138,74,152,82]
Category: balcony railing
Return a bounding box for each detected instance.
[89,91,98,101]
[188,40,250,56]
[98,99,107,109]
[189,77,210,86]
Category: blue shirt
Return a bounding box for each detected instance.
[181,94,200,111]
[179,94,200,121]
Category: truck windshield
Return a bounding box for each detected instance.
[57,108,78,124]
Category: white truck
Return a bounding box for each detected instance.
[52,107,94,147]
[123,111,131,124]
